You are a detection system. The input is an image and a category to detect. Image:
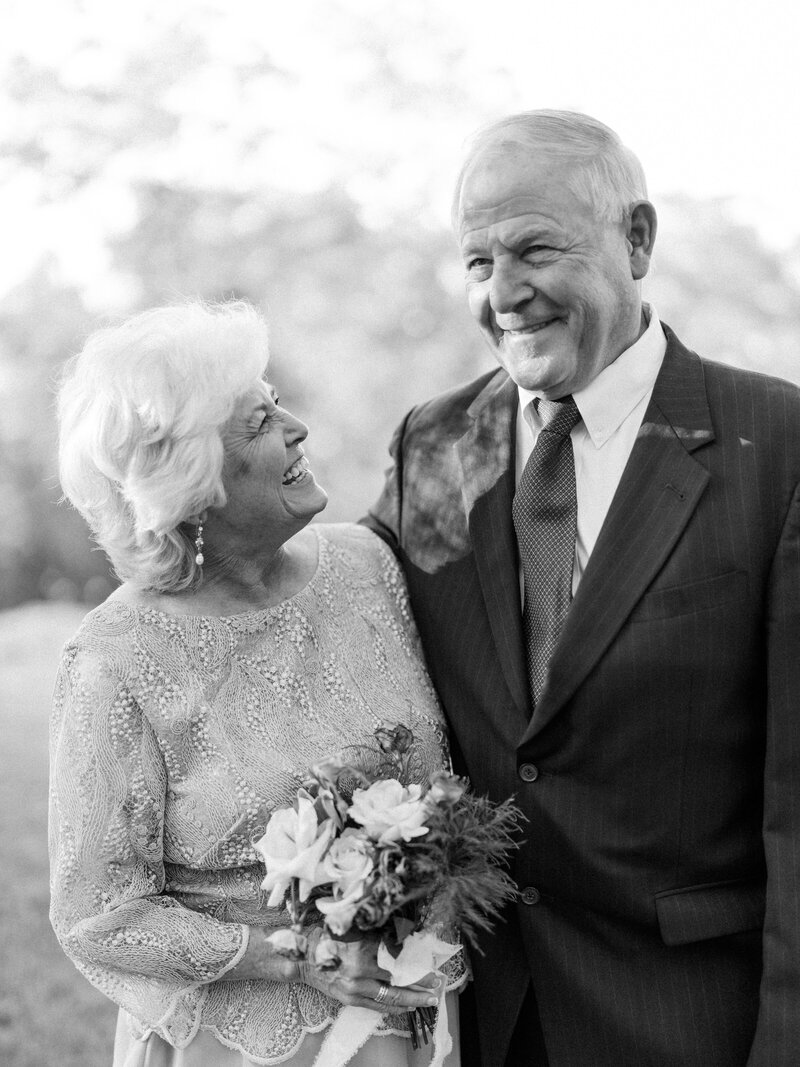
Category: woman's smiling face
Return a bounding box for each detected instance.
[215,380,328,544]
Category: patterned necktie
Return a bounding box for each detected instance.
[513,396,582,709]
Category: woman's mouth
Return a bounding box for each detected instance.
[282,455,312,486]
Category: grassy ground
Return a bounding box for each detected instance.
[0,602,116,1067]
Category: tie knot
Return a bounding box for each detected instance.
[535,396,581,437]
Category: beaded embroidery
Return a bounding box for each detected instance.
[50,524,454,1061]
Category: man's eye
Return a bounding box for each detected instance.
[523,244,553,256]
[466,257,491,272]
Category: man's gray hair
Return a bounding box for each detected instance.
[453,109,648,226]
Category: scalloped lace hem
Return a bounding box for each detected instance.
[118,989,463,1066]
[200,978,467,1065]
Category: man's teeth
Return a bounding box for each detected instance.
[282,457,310,485]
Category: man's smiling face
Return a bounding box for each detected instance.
[458,148,645,398]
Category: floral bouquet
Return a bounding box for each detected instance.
[253,723,523,1066]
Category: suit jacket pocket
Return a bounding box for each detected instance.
[631,570,748,623]
[655,878,765,946]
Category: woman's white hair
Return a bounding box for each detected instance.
[453,109,648,226]
[58,300,269,593]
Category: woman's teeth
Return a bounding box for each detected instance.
[282,457,310,486]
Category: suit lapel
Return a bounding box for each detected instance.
[522,331,715,740]
[456,372,530,721]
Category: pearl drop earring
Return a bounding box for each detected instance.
[194,522,205,567]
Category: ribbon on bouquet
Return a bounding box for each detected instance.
[312,930,461,1067]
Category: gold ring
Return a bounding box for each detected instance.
[374,983,390,1005]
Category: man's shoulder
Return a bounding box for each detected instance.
[664,322,800,412]
[700,354,800,410]
[404,366,507,429]
[697,354,800,450]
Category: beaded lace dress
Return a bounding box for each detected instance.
[49,524,457,1064]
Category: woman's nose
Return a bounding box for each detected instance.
[285,413,308,445]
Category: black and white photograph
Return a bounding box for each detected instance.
[1,1,799,1065]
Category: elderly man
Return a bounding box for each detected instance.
[365,110,800,1066]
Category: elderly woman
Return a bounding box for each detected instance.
[50,302,461,1066]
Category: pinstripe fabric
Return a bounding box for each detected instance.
[365,325,800,1067]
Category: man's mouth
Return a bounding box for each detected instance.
[504,317,561,337]
[282,455,311,486]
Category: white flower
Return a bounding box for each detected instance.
[315,879,366,936]
[348,779,430,844]
[323,828,374,894]
[267,928,308,959]
[255,790,335,907]
[314,785,349,830]
[308,754,347,788]
[377,930,461,986]
[314,935,342,969]
[425,771,466,808]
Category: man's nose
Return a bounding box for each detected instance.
[490,260,533,315]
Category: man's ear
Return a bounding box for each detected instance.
[627,200,657,280]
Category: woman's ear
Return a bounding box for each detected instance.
[627,200,657,281]
[186,510,208,526]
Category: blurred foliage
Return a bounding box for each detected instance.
[1,7,799,611]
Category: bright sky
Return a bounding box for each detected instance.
[1,0,798,306]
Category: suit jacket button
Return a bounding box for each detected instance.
[519,763,539,782]
[521,887,541,905]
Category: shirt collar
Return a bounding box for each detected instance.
[517,304,667,449]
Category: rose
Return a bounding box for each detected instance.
[323,827,375,894]
[313,829,375,937]
[348,779,429,844]
[425,771,466,807]
[374,723,413,755]
[315,879,367,937]
[255,790,335,907]
[308,754,347,789]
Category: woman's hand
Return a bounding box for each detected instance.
[297,928,441,1014]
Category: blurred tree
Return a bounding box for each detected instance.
[0,4,798,610]
[0,265,118,607]
[110,180,489,520]
[649,197,800,385]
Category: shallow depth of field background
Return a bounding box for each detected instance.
[1,0,799,1063]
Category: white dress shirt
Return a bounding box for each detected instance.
[515,305,667,597]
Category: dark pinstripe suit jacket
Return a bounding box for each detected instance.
[365,326,800,1066]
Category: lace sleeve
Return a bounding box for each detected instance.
[48,643,248,1047]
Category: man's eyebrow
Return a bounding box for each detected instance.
[513,221,561,240]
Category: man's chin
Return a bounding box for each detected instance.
[497,345,572,395]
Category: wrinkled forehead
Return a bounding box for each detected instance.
[458,195,561,243]
[456,151,590,243]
